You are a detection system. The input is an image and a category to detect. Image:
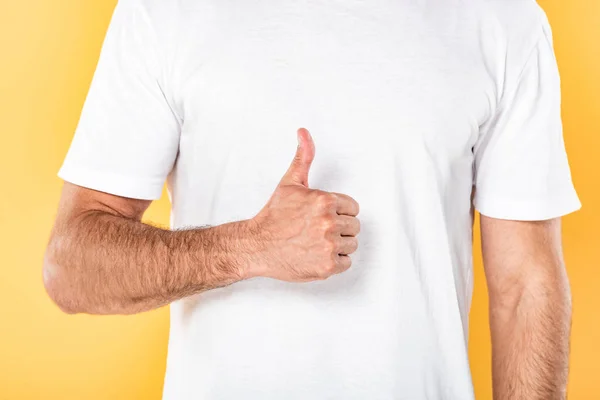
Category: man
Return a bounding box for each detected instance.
[43,0,581,398]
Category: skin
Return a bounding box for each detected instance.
[481,215,571,399]
[43,128,360,315]
[43,127,571,398]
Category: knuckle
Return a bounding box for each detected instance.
[343,258,353,270]
[337,254,351,268]
[314,267,327,280]
[319,260,337,277]
[315,191,336,209]
[320,216,336,233]
[322,239,336,254]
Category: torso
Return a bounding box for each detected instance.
[155,1,533,398]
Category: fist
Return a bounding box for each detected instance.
[247,128,360,282]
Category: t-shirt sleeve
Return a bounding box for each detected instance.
[58,0,181,200]
[472,15,581,221]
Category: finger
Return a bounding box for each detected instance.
[336,236,359,255]
[335,255,352,273]
[332,192,360,216]
[336,215,361,236]
[279,128,315,187]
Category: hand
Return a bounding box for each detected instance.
[245,128,360,282]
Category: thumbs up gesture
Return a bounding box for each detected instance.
[246,128,360,282]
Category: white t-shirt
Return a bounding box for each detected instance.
[59,0,581,398]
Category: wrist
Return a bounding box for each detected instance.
[234,217,269,280]
[217,218,267,282]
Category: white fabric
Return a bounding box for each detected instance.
[59,0,581,398]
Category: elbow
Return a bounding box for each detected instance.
[525,266,572,312]
[491,266,572,318]
[42,240,84,315]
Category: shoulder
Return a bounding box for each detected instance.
[476,0,550,44]
[474,0,554,76]
[111,0,184,51]
[123,0,176,12]
[115,0,182,30]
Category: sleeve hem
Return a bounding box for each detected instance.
[474,191,582,221]
[58,164,164,201]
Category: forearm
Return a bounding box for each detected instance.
[43,210,257,315]
[489,272,572,400]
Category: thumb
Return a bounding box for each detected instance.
[280,128,315,187]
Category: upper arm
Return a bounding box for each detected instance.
[472,8,578,302]
[472,7,580,221]
[55,182,152,227]
[58,0,181,202]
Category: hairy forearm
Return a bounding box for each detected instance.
[43,211,257,315]
[489,271,572,400]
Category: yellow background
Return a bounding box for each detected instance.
[0,1,597,398]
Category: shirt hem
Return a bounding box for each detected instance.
[57,164,164,200]
[473,191,582,221]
